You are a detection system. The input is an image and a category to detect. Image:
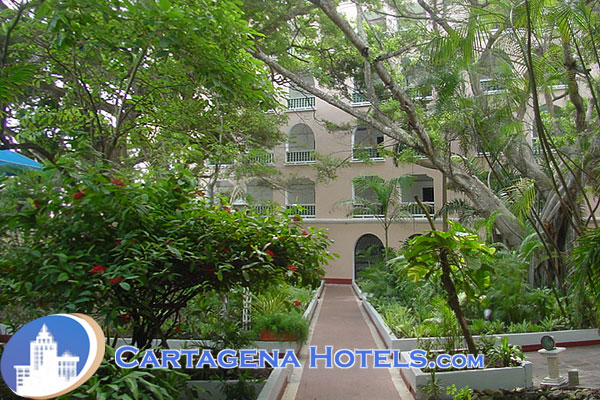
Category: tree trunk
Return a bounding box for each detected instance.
[440,249,478,355]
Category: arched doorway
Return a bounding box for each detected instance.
[354,234,384,279]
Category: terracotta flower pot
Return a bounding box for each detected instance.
[258,329,297,342]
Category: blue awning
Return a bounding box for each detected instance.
[0,150,41,170]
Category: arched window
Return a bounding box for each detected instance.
[287,123,316,164]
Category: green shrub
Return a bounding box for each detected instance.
[0,168,332,348]
[252,311,308,342]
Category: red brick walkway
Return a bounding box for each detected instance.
[290,285,407,399]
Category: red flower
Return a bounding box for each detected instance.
[109,277,124,285]
[293,300,302,307]
[293,216,301,222]
[174,326,181,333]
[223,248,230,254]
[89,265,107,274]
[73,191,86,200]
[265,250,274,258]
[111,178,125,187]
[302,230,308,235]
[221,206,231,213]
[33,200,41,208]
[288,265,297,271]
[119,313,132,324]
[114,240,121,246]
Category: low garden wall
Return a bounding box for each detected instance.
[398,351,533,400]
[183,366,291,400]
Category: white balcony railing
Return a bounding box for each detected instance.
[402,201,435,217]
[286,204,316,218]
[286,150,315,164]
[252,204,277,215]
[352,147,382,160]
[207,159,234,168]
[352,204,384,218]
[351,92,371,106]
[480,79,506,95]
[287,97,315,111]
[248,152,274,165]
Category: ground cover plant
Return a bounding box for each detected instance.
[357,221,582,342]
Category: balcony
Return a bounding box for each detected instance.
[287,96,315,111]
[402,201,435,217]
[248,152,274,165]
[352,147,382,161]
[480,79,506,95]
[351,92,371,106]
[286,204,316,218]
[252,204,277,215]
[207,159,234,168]
[352,204,384,218]
[286,150,315,164]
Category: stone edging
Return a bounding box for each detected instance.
[256,366,292,400]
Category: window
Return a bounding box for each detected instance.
[247,180,274,214]
[353,176,384,217]
[400,174,435,216]
[287,76,316,111]
[286,123,316,164]
[286,178,316,218]
[353,126,384,160]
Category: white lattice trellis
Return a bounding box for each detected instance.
[242,287,252,330]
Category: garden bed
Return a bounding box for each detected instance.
[183,367,290,400]
[354,283,600,352]
[111,281,324,354]
[398,350,533,400]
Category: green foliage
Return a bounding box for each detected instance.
[401,221,496,305]
[364,238,568,341]
[419,370,444,400]
[446,384,473,400]
[0,167,331,347]
[480,251,559,325]
[570,228,600,321]
[485,337,524,368]
[2,0,283,168]
[340,175,414,251]
[253,290,292,316]
[58,345,191,400]
[221,370,259,400]
[252,311,309,343]
[380,303,418,338]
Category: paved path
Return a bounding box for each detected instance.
[284,285,410,400]
[526,345,600,388]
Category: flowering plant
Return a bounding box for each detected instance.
[0,167,332,348]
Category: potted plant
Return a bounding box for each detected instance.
[253,311,309,342]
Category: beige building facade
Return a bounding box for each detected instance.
[214,91,450,283]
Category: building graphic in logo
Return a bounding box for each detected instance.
[1,314,105,399]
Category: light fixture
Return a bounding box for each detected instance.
[541,335,555,351]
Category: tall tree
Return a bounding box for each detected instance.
[0,0,282,170]
[244,0,600,287]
